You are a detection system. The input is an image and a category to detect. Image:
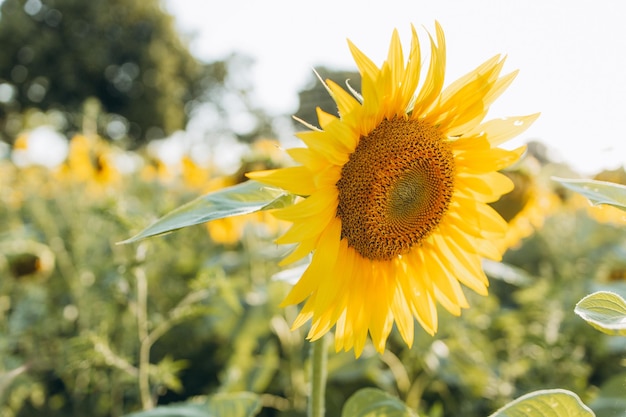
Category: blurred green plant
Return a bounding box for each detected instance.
[553,175,626,417]
[0,0,277,146]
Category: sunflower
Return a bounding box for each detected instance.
[247,23,538,356]
[56,134,121,189]
[490,158,560,251]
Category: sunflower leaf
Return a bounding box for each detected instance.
[123,392,262,417]
[553,177,626,211]
[341,388,418,417]
[488,389,594,417]
[574,291,626,336]
[589,373,626,416]
[119,180,292,244]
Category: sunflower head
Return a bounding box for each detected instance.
[248,22,538,356]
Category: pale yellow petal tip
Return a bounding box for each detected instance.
[280,289,308,308]
[291,311,312,329]
[245,169,272,180]
[373,340,387,355]
[474,284,489,297]
[514,144,528,158]
[307,328,326,342]
[524,112,541,124]
[398,329,415,349]
[417,317,437,336]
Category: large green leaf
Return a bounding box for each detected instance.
[553,177,626,211]
[341,388,418,417]
[124,392,262,417]
[574,291,626,336]
[119,180,292,244]
[489,389,595,417]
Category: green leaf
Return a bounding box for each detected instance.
[574,291,626,336]
[589,374,626,417]
[205,392,262,417]
[119,180,292,244]
[553,177,626,211]
[124,404,210,417]
[483,259,533,286]
[489,389,595,417]
[124,392,262,417]
[341,388,418,417]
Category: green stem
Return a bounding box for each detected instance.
[135,266,154,410]
[308,336,328,417]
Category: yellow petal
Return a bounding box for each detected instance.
[468,113,540,146]
[246,166,315,195]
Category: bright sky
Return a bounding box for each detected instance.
[163,0,626,175]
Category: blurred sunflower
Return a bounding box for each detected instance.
[248,23,538,356]
[56,134,121,190]
[207,139,289,245]
[181,155,212,190]
[0,240,55,281]
[139,154,173,183]
[490,158,559,251]
[13,133,29,150]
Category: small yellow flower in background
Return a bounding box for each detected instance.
[56,134,121,188]
[13,134,29,150]
[587,200,626,225]
[181,155,212,190]
[139,155,173,183]
[587,167,626,225]
[248,23,538,356]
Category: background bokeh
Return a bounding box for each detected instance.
[1,1,625,416]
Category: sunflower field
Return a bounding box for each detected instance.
[2,6,626,417]
[3,104,626,417]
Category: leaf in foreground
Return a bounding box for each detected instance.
[489,389,594,417]
[341,388,418,417]
[124,392,262,417]
[119,180,292,244]
[574,291,626,336]
[553,177,626,211]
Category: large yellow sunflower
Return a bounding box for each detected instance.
[247,23,538,356]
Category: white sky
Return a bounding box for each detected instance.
[163,0,626,175]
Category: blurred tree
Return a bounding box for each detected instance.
[0,0,224,146]
[293,66,360,128]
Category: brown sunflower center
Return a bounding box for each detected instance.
[336,117,455,261]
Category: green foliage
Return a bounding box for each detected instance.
[0,142,298,416]
[341,388,418,417]
[575,291,626,336]
[124,392,262,417]
[0,0,224,144]
[588,374,626,417]
[2,133,622,417]
[488,389,594,417]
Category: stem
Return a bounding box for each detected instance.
[308,336,328,417]
[135,266,154,410]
